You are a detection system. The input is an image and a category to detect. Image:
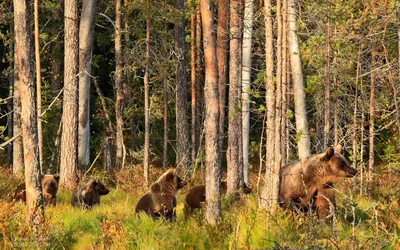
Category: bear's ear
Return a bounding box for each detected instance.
[322,147,335,161]
[53,174,60,183]
[334,145,343,154]
[165,170,175,182]
[151,183,161,193]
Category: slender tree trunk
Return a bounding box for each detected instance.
[288,0,310,159]
[34,0,43,169]
[163,77,168,170]
[227,0,243,195]
[241,0,254,185]
[104,137,112,172]
[7,33,14,167]
[175,0,190,174]
[281,0,288,164]
[273,0,283,208]
[368,43,376,181]
[191,12,198,164]
[333,27,338,145]
[60,0,79,187]
[196,7,203,160]
[144,0,150,186]
[51,6,62,95]
[323,11,331,149]
[115,0,125,169]
[14,0,44,228]
[78,0,97,167]
[200,0,221,224]
[353,47,361,169]
[260,0,275,209]
[217,0,229,159]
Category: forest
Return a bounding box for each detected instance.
[0,0,399,248]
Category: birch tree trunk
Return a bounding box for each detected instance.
[175,0,190,174]
[115,0,125,169]
[78,0,97,167]
[241,0,254,185]
[288,0,310,160]
[200,0,221,224]
[323,12,331,149]
[281,0,288,164]
[260,0,275,209]
[227,0,243,196]
[60,0,79,187]
[217,0,229,158]
[144,0,150,186]
[14,0,44,228]
[34,0,43,169]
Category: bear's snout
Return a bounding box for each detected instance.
[345,166,358,177]
[178,180,187,189]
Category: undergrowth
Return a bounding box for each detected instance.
[0,166,400,249]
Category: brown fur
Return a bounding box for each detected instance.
[184,181,252,218]
[279,146,357,219]
[71,179,109,208]
[135,169,186,221]
[312,183,336,223]
[13,174,60,206]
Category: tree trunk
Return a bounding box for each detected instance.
[191,12,198,165]
[175,0,190,174]
[217,0,229,159]
[7,33,14,167]
[227,0,243,196]
[260,0,275,209]
[241,0,254,185]
[163,77,168,170]
[281,0,288,164]
[115,0,125,170]
[78,0,97,167]
[104,137,112,172]
[14,0,44,228]
[200,0,221,224]
[13,41,24,178]
[51,6,62,95]
[144,0,150,186]
[323,13,331,149]
[353,46,361,170]
[368,43,376,181]
[60,0,79,187]
[34,0,43,170]
[288,0,310,159]
[196,7,203,160]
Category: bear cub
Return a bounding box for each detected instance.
[279,145,357,220]
[14,174,60,206]
[135,169,186,221]
[71,179,109,208]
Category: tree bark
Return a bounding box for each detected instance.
[175,0,191,174]
[191,12,198,165]
[78,0,97,167]
[353,46,361,170]
[115,0,125,170]
[14,0,44,228]
[227,0,243,196]
[200,0,221,224]
[368,43,376,181]
[144,0,150,186]
[241,0,254,185]
[34,0,43,169]
[281,0,288,164]
[288,0,310,160]
[217,0,229,159]
[260,0,275,209]
[163,77,168,170]
[60,0,79,187]
[323,7,331,149]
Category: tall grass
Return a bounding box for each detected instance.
[0,167,400,249]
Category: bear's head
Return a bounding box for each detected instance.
[88,179,110,196]
[321,145,358,179]
[41,174,60,196]
[151,169,186,195]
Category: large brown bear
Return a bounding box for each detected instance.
[279,146,357,220]
[135,169,186,221]
[14,174,60,206]
[312,182,336,222]
[184,181,252,218]
[71,179,110,208]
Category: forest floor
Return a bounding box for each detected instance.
[0,165,400,249]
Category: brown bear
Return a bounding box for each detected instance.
[71,179,110,208]
[135,169,186,221]
[184,181,252,218]
[312,182,336,222]
[14,174,60,206]
[279,145,357,219]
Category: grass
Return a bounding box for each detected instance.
[1,167,400,249]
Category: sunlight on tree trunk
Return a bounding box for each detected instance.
[144,0,150,186]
